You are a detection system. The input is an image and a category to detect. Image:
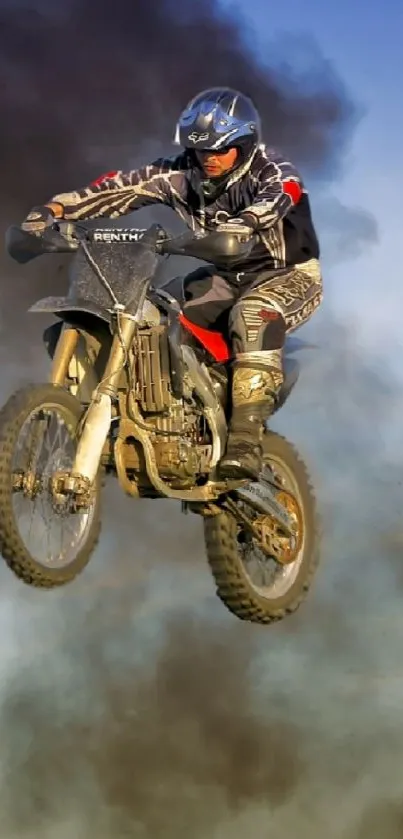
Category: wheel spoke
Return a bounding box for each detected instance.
[0,385,101,589]
[10,402,95,569]
[204,433,319,624]
[237,459,305,599]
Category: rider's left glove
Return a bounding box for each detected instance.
[21,203,64,236]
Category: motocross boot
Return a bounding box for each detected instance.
[219,361,281,481]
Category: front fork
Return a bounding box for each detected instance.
[50,325,80,386]
[59,315,137,493]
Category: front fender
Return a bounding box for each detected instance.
[29,296,111,325]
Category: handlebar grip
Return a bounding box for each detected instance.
[5,224,78,263]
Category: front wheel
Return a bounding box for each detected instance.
[0,384,102,589]
[204,431,320,624]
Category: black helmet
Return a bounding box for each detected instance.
[174,87,261,164]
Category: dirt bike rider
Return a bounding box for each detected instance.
[21,86,323,481]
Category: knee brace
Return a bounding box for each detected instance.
[229,300,286,354]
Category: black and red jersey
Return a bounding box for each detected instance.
[50,146,320,273]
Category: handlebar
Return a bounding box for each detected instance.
[5,220,256,266]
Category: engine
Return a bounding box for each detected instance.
[133,320,214,482]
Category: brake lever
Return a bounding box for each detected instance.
[52,220,83,242]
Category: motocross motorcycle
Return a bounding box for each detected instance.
[1,220,320,624]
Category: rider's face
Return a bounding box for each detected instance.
[195,147,239,178]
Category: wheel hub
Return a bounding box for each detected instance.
[49,471,94,510]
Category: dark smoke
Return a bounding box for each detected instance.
[2,380,403,839]
[0,2,398,838]
[0,0,356,213]
[1,614,304,837]
[0,0,373,358]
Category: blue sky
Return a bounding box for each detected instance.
[220,0,403,362]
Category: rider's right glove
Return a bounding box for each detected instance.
[21,204,61,236]
[212,216,254,241]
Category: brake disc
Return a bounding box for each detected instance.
[254,489,303,564]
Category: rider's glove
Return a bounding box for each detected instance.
[21,204,60,236]
[213,216,255,241]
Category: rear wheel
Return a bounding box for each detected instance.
[204,431,320,624]
[0,384,102,588]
